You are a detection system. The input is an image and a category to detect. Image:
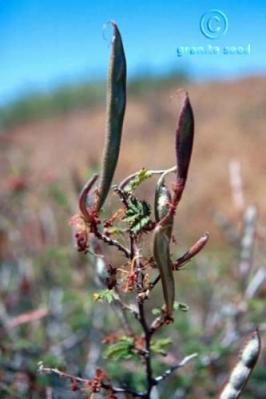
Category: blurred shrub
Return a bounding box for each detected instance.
[0,71,189,130]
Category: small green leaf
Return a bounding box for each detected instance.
[93,289,118,304]
[103,337,134,360]
[131,216,151,234]
[41,353,65,368]
[105,226,126,238]
[123,195,151,234]
[174,302,189,312]
[151,338,172,356]
[125,168,152,193]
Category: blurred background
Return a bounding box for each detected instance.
[0,1,266,398]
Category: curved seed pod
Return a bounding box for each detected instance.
[174,232,209,270]
[157,94,194,229]
[219,329,261,399]
[175,91,194,188]
[79,174,98,222]
[97,22,127,211]
[153,225,175,317]
[154,175,173,240]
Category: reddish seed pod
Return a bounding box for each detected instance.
[175,92,194,185]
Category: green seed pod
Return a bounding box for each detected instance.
[154,175,173,240]
[153,225,175,317]
[97,22,127,211]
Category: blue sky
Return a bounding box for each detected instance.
[1,0,266,104]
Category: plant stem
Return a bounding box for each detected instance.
[130,235,154,398]
[153,353,198,385]
[92,225,130,258]
[138,301,153,398]
[118,166,176,191]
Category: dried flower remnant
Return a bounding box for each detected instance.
[70,174,98,253]
[88,368,107,394]
[38,364,111,397]
[69,213,90,254]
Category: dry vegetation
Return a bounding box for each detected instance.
[0,74,266,398]
[1,75,266,238]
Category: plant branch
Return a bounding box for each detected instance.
[118,166,176,191]
[153,353,198,385]
[38,364,145,398]
[113,288,138,335]
[92,225,130,258]
[130,235,153,398]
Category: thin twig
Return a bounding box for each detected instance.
[153,353,198,385]
[114,288,139,320]
[118,166,176,191]
[113,288,138,335]
[38,364,145,398]
[93,227,130,258]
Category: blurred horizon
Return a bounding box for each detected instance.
[1,0,266,105]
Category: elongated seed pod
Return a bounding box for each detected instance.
[154,177,173,240]
[176,92,194,185]
[97,22,127,211]
[219,330,261,399]
[153,225,175,317]
[157,93,194,229]
[174,232,209,269]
